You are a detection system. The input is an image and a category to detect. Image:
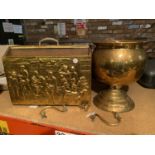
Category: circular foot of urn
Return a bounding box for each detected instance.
[93,88,135,113]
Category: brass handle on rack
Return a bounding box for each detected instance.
[39,37,59,46]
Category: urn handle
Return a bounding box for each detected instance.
[39,37,59,46]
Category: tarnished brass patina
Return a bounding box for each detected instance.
[3,44,91,107]
[93,40,146,115]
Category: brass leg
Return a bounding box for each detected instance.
[88,112,121,126]
[79,100,90,111]
[39,105,68,119]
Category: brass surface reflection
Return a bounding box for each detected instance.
[93,41,146,113]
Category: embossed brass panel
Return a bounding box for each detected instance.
[3,45,91,106]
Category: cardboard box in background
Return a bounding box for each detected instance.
[0,45,9,75]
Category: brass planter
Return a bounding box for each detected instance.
[3,44,91,107]
[93,40,146,114]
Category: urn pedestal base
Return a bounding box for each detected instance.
[93,87,135,113]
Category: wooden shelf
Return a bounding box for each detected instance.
[0,83,155,135]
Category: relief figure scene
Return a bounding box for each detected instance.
[4,57,91,106]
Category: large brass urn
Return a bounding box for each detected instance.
[93,40,146,116]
